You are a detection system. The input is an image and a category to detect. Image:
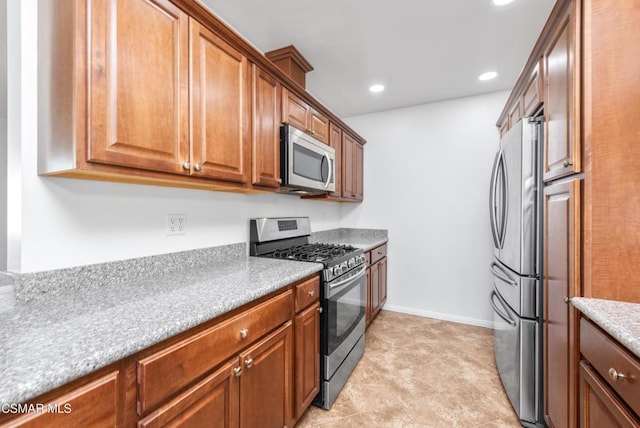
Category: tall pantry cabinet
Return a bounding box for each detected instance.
[496,0,640,426]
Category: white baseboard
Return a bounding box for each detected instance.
[382,303,495,329]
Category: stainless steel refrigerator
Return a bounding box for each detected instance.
[489,117,543,427]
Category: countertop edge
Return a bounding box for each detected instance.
[571,297,640,359]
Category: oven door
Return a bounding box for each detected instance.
[322,265,366,379]
[281,125,335,192]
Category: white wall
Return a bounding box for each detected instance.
[342,91,509,327]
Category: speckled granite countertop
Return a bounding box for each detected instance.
[0,244,322,405]
[310,228,388,251]
[571,297,640,359]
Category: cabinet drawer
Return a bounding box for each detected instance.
[295,276,319,312]
[371,243,387,265]
[580,318,640,416]
[5,371,119,428]
[137,290,293,413]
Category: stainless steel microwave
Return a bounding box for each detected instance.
[280,124,336,194]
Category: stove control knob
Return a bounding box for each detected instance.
[348,259,355,268]
[332,266,340,276]
[358,255,365,264]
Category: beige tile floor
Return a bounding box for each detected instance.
[296,310,522,427]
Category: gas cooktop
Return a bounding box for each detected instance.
[263,243,359,263]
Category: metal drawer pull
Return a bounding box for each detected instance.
[240,329,249,339]
[563,297,570,304]
[563,159,573,168]
[234,367,242,377]
[608,368,626,381]
[308,290,315,297]
[245,358,253,368]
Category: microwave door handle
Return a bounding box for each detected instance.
[322,152,332,189]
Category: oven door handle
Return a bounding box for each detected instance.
[329,265,367,290]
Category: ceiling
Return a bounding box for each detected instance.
[201,0,555,118]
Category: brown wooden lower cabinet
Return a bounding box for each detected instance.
[544,178,581,428]
[2,372,119,428]
[138,360,239,428]
[239,322,294,428]
[1,275,320,428]
[365,243,388,326]
[579,362,640,428]
[294,302,320,419]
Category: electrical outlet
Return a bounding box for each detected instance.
[166,214,187,236]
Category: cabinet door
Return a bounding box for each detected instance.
[508,100,522,128]
[309,109,329,145]
[579,362,640,428]
[239,322,293,428]
[252,65,281,188]
[138,360,239,428]
[6,372,119,428]
[354,142,364,201]
[329,124,343,198]
[191,19,250,184]
[544,178,581,428]
[370,261,380,319]
[342,133,355,198]
[523,60,543,117]
[294,303,320,419]
[87,0,189,174]
[282,89,310,131]
[582,0,640,303]
[544,11,578,182]
[379,257,387,307]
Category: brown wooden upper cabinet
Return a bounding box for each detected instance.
[329,123,343,198]
[252,65,282,188]
[341,133,364,201]
[523,60,543,117]
[282,88,330,145]
[190,19,251,184]
[86,0,191,175]
[39,0,366,196]
[544,9,579,182]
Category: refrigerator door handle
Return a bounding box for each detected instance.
[490,290,516,327]
[489,151,502,249]
[497,151,508,248]
[490,262,517,287]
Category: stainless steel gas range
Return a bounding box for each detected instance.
[250,217,366,410]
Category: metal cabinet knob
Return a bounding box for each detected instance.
[182,162,191,170]
[608,368,626,381]
[194,163,202,172]
[563,159,573,168]
[234,367,242,377]
[563,297,570,304]
[245,358,253,368]
[240,328,249,339]
[277,178,282,184]
[308,290,315,297]
[318,306,323,313]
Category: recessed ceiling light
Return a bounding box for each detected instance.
[478,71,498,81]
[492,0,515,5]
[369,84,385,93]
